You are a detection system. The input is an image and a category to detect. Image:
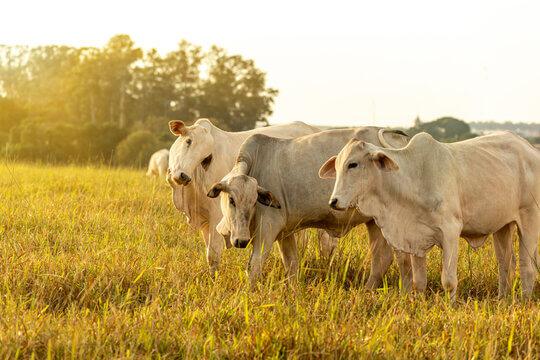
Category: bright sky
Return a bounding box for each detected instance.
[1,0,539,127]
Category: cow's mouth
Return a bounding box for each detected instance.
[201,154,213,170]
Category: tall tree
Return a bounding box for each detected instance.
[199,46,278,131]
[0,97,26,132]
[100,35,142,128]
[0,35,280,165]
[0,45,81,123]
[130,41,202,122]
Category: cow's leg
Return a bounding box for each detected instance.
[441,238,459,302]
[365,220,394,289]
[396,251,413,292]
[200,224,210,254]
[248,220,282,288]
[206,224,224,278]
[517,211,539,299]
[411,255,427,292]
[317,229,338,259]
[295,230,309,257]
[493,223,516,298]
[200,225,217,277]
[199,218,224,278]
[277,233,299,282]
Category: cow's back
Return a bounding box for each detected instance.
[204,122,320,190]
[250,128,387,233]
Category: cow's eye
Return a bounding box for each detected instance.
[186,138,192,146]
[229,197,236,207]
[348,162,358,169]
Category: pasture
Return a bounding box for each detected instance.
[0,162,539,358]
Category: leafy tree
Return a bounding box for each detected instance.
[199,46,278,131]
[131,116,175,144]
[100,35,143,128]
[115,130,161,167]
[0,35,279,165]
[67,47,104,125]
[0,97,26,133]
[74,122,128,162]
[130,41,203,122]
[7,119,79,162]
[0,45,82,124]
[409,117,475,142]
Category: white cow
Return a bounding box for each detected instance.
[167,118,337,275]
[321,131,540,300]
[207,128,412,286]
[146,149,169,177]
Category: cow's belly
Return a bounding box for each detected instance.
[461,206,517,238]
[461,233,490,249]
[460,178,521,231]
[286,209,368,238]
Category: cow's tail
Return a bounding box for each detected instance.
[378,129,409,149]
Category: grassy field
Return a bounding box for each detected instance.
[0,162,539,358]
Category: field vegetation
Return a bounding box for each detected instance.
[0,162,539,358]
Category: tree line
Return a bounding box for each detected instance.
[0,35,277,166]
[408,117,539,144]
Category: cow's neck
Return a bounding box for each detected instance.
[358,159,410,217]
[205,127,249,186]
[359,153,440,253]
[355,180,386,223]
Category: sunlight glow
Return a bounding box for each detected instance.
[1,0,539,127]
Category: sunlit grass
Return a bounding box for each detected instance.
[0,162,539,358]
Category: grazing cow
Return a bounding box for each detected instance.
[207,128,412,286]
[321,131,540,300]
[167,118,336,275]
[146,149,169,177]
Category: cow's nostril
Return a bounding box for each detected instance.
[329,198,338,209]
[233,239,249,248]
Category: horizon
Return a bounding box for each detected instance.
[1,0,539,127]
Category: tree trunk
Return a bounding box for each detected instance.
[90,92,96,124]
[119,82,126,128]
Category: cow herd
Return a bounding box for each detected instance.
[148,119,540,301]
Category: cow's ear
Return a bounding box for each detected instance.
[319,156,337,179]
[370,151,399,171]
[207,182,227,198]
[169,120,187,136]
[257,186,281,209]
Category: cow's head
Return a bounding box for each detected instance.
[206,174,281,248]
[168,118,214,186]
[319,139,399,211]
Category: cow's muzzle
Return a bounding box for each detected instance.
[329,198,346,211]
[233,238,250,248]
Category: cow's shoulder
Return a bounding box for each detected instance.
[236,134,286,165]
[242,133,288,150]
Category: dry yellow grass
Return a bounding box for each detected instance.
[0,162,539,358]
